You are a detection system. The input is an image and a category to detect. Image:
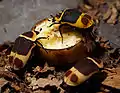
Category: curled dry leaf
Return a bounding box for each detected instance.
[0,55,8,67]
[11,83,21,91]
[31,75,63,88]
[29,76,63,91]
[33,90,51,93]
[86,0,105,8]
[115,0,120,11]
[0,71,20,81]
[0,71,32,92]
[0,41,13,56]
[0,78,9,92]
[96,36,112,49]
[0,42,13,67]
[107,5,118,24]
[39,62,55,73]
[32,62,55,78]
[103,7,112,21]
[84,4,93,10]
[86,9,99,21]
[33,66,43,73]
[102,67,120,89]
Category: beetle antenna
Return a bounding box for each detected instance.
[36,36,48,41]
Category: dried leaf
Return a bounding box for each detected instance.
[84,0,105,8]
[33,90,51,93]
[84,4,93,10]
[103,8,112,21]
[102,67,120,89]
[29,75,64,92]
[115,0,120,11]
[30,77,63,88]
[33,62,55,73]
[0,71,20,81]
[0,78,9,92]
[107,5,118,24]
[11,83,21,91]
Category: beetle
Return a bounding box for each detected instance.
[54,9,94,29]
[9,31,48,70]
[50,8,94,42]
[9,18,51,70]
[64,57,103,86]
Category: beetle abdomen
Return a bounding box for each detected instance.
[9,31,37,70]
[64,57,103,86]
[61,9,82,23]
[55,8,94,29]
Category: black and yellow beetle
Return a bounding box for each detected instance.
[9,30,47,70]
[9,31,37,70]
[64,57,103,86]
[8,9,102,87]
[50,8,94,42]
[52,8,94,29]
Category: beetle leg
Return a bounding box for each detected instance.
[36,36,49,41]
[49,15,60,27]
[49,14,64,43]
[9,31,37,70]
[58,25,64,43]
[49,22,60,27]
[35,36,49,54]
[64,57,103,86]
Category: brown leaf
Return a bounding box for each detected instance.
[30,77,62,88]
[102,67,120,89]
[33,62,55,73]
[107,5,118,24]
[29,75,64,92]
[11,83,21,91]
[0,78,9,92]
[103,7,112,21]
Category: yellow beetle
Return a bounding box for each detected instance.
[50,8,94,42]
[53,8,94,29]
[64,57,103,86]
